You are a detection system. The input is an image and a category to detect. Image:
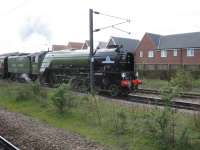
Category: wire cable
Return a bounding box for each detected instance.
[93,21,128,32]
[93,10,131,34]
[112,26,131,34]
[94,11,130,22]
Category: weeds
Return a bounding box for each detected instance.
[15,81,48,106]
[176,128,191,150]
[109,109,128,135]
[144,108,174,150]
[79,95,102,126]
[0,81,199,149]
[51,84,75,113]
[193,112,200,131]
[15,86,33,101]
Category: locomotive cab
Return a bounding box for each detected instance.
[94,47,141,96]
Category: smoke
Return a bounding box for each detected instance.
[20,16,51,41]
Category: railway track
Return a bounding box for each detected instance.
[124,94,200,111]
[137,88,200,99]
[0,136,19,150]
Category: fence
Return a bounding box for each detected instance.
[135,64,200,79]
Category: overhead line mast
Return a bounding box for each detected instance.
[89,9,94,93]
[89,9,131,94]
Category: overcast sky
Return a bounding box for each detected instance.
[0,0,200,54]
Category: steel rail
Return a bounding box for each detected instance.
[0,136,19,150]
[137,88,200,99]
[126,94,200,111]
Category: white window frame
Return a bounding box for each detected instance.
[148,51,154,58]
[139,51,143,57]
[187,48,194,57]
[161,49,167,58]
[173,49,177,56]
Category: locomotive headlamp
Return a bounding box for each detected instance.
[121,72,126,78]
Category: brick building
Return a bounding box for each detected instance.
[107,36,139,53]
[135,32,200,74]
[52,44,68,51]
[66,42,84,50]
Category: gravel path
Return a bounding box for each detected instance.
[0,108,107,150]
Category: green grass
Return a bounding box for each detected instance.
[140,78,169,90]
[140,78,200,93]
[0,81,200,150]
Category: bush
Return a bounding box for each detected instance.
[176,128,191,150]
[161,85,180,102]
[193,112,200,131]
[144,108,176,150]
[31,81,47,98]
[170,69,193,91]
[51,84,75,113]
[31,81,48,106]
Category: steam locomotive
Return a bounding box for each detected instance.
[0,45,141,96]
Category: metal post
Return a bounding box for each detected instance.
[89,9,94,93]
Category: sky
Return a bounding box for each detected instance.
[0,0,200,54]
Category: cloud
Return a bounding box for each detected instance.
[20,16,51,41]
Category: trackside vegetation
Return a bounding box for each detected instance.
[0,80,200,149]
[141,69,200,93]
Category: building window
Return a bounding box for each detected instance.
[161,49,167,57]
[187,48,194,56]
[148,51,154,58]
[173,49,177,56]
[139,51,143,57]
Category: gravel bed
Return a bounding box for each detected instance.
[0,108,107,150]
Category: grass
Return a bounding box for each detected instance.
[0,80,200,150]
[140,78,200,93]
[140,78,169,90]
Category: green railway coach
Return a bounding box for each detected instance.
[8,55,31,77]
[7,51,47,81]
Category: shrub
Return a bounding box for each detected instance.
[144,108,176,150]
[193,112,200,131]
[51,84,75,113]
[176,128,191,150]
[161,85,180,102]
[170,69,193,91]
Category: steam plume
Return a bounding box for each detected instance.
[20,16,51,41]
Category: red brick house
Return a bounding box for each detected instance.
[135,32,200,72]
[66,42,84,50]
[52,44,68,51]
